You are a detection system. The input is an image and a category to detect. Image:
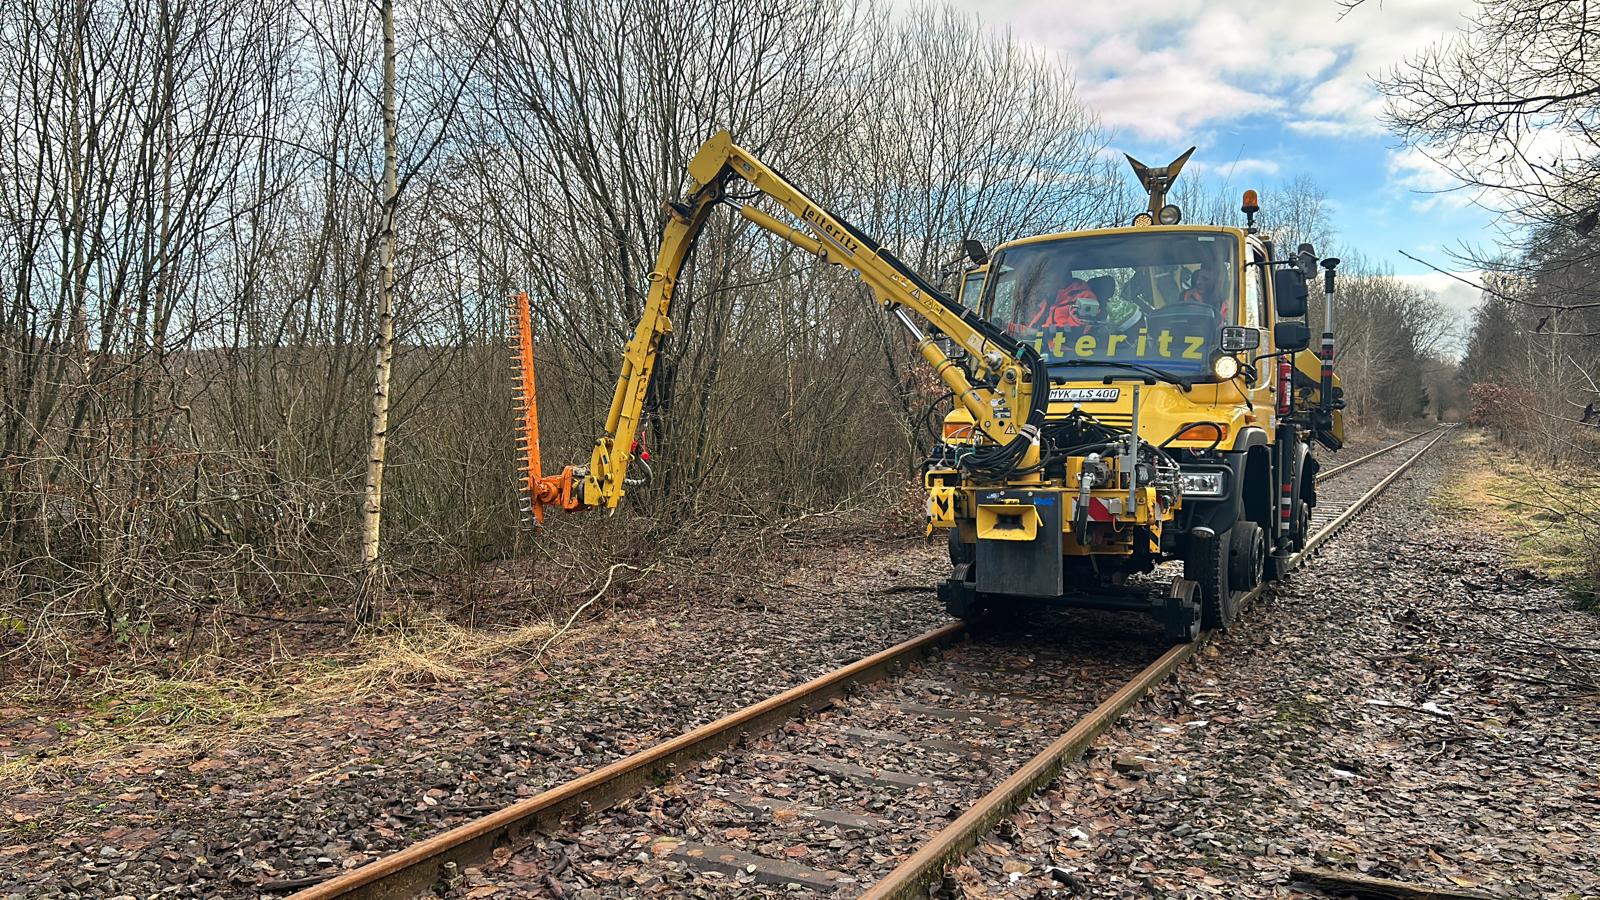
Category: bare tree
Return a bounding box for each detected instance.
[1378,0,1600,356]
[0,0,1144,664]
[356,0,402,625]
[1380,0,1599,460]
[1380,0,1600,237]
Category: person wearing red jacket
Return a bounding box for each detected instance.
[1019,277,1098,332]
[1181,262,1229,319]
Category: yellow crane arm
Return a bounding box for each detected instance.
[520,130,1046,516]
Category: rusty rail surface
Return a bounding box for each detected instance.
[1318,423,1447,481]
[287,624,964,899]
[290,427,1453,900]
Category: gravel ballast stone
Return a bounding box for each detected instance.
[2,539,951,896]
[961,433,1600,898]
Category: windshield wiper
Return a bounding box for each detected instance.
[1049,359,1191,389]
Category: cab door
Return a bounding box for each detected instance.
[957,266,987,310]
[1243,245,1274,404]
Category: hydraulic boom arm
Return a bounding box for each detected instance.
[519,130,1047,517]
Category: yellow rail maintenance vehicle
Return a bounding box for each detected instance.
[512,133,1344,643]
[930,149,1345,639]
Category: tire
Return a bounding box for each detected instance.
[1229,521,1265,593]
[947,529,974,566]
[1186,528,1234,630]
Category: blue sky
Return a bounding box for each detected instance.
[947,0,1494,341]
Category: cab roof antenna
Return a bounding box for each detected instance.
[1125,147,1196,216]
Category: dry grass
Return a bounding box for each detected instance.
[1442,429,1600,601]
[0,670,295,784]
[298,616,557,700]
[0,615,565,787]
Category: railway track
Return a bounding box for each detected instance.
[288,425,1455,900]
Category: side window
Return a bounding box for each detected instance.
[1256,261,1271,328]
[959,271,985,310]
[1244,251,1269,386]
[1242,252,1263,328]
[990,274,1019,323]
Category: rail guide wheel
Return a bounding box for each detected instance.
[940,562,982,621]
[1229,521,1265,594]
[1162,577,1201,643]
[1267,498,1309,581]
[1291,497,1310,550]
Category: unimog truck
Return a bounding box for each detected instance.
[930,151,1345,639]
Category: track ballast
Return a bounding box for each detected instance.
[286,426,1455,900]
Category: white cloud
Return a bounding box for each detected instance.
[1387,146,1476,212]
[1285,118,1383,138]
[1186,157,1282,178]
[945,0,1475,142]
[1392,270,1484,351]
[1393,271,1484,316]
[1079,69,1280,142]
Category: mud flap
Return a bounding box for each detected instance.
[975,491,1062,597]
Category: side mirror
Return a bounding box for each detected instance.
[962,239,989,265]
[1273,269,1308,318]
[1274,321,1311,352]
[1220,326,1260,353]
[1296,243,1318,280]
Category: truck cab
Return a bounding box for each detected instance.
[931,189,1344,640]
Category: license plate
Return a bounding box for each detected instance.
[1050,387,1120,402]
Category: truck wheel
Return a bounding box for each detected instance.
[1229,521,1265,593]
[1185,529,1235,630]
[947,529,974,566]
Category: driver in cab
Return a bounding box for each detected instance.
[1179,260,1229,319]
[1014,274,1140,336]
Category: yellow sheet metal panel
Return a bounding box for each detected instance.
[993,223,1247,252]
[976,500,1040,542]
[926,484,959,529]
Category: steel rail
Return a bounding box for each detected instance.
[290,427,1452,900]
[1318,423,1448,481]
[1296,425,1453,559]
[858,425,1455,900]
[286,623,964,900]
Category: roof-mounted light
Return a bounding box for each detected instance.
[1158,204,1182,225]
[1132,211,1154,227]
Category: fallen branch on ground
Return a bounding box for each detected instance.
[532,562,649,669]
[1290,865,1493,899]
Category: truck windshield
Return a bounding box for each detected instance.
[984,231,1239,378]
